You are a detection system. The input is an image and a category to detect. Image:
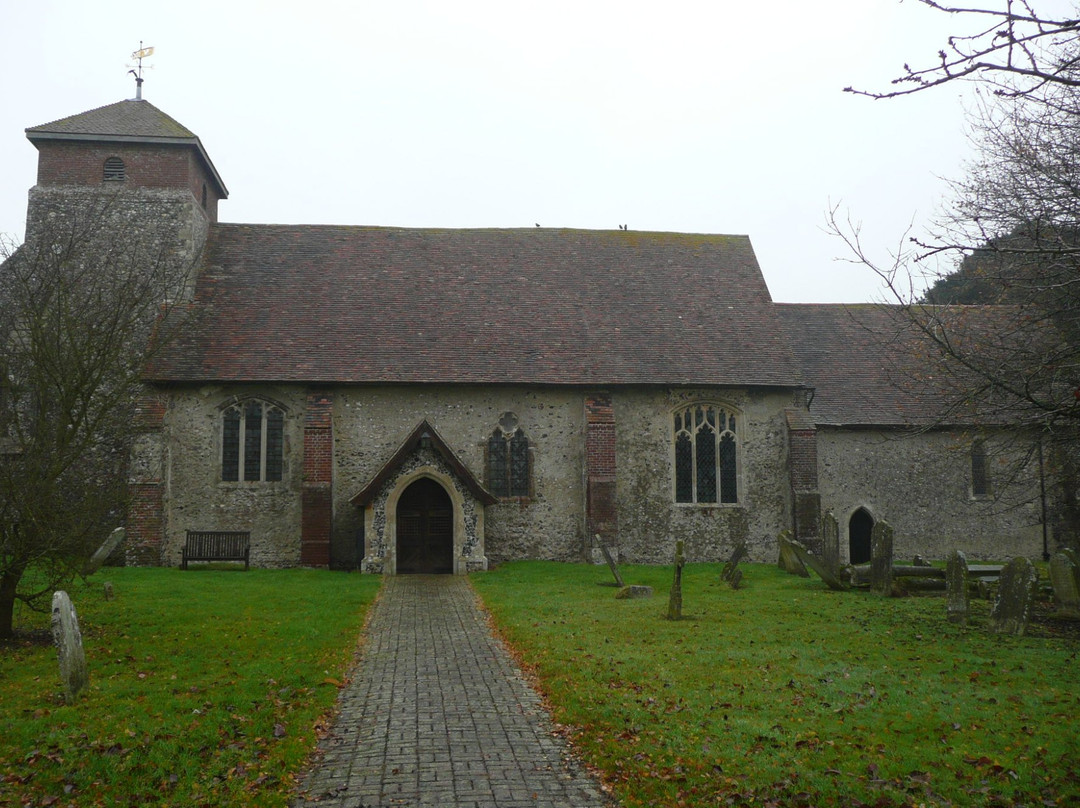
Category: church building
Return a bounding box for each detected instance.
[14,97,1054,572]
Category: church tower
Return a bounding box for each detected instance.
[21,97,228,566]
[23,98,228,300]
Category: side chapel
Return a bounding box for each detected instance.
[14,97,1055,571]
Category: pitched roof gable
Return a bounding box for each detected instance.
[350,420,497,506]
[147,226,804,387]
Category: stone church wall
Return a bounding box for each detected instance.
[158,385,307,567]
[330,386,588,568]
[613,388,793,564]
[817,427,1045,561]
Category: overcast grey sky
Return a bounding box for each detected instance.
[3,0,1060,302]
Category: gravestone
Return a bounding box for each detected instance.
[615,585,654,600]
[595,534,624,588]
[51,591,89,704]
[869,521,895,596]
[946,550,970,625]
[990,556,1038,636]
[913,555,932,567]
[721,541,748,589]
[820,511,840,578]
[103,581,115,601]
[790,539,849,591]
[667,540,685,620]
[1049,553,1080,618]
[1062,547,1080,571]
[82,527,125,576]
[777,530,810,577]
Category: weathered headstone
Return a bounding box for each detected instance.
[82,527,125,576]
[595,534,624,588]
[820,511,840,578]
[615,585,654,600]
[667,540,685,620]
[1062,546,1080,571]
[721,541,748,589]
[946,550,970,625]
[1049,552,1080,618]
[990,556,1038,636]
[790,539,849,591]
[869,521,895,596]
[777,530,810,578]
[913,554,932,567]
[51,591,89,704]
[103,581,115,601]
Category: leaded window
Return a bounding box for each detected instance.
[674,404,738,504]
[486,419,530,498]
[222,400,285,482]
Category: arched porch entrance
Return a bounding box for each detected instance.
[849,507,874,565]
[396,477,454,574]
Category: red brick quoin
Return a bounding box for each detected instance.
[301,392,334,566]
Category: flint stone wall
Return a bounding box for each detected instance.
[613,388,792,564]
[817,428,1043,561]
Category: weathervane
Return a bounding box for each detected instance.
[127,42,155,100]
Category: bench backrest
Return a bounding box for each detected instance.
[185,531,250,556]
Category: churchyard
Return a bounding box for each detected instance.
[1,559,1077,807]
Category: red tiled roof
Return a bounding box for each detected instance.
[147,226,804,387]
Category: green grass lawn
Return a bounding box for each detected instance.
[0,568,381,808]
[472,561,1080,808]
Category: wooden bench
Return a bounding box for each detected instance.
[182,530,251,570]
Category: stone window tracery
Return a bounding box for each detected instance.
[486,413,530,498]
[673,403,738,504]
[222,400,284,482]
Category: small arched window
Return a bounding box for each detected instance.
[103,157,125,182]
[222,400,285,482]
[486,413,530,497]
[971,440,989,498]
[673,404,738,504]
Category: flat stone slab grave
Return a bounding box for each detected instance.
[293,575,612,808]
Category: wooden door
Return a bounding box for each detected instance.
[396,478,454,574]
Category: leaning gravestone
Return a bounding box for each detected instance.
[667,540,685,620]
[1049,552,1080,618]
[821,511,840,578]
[721,541,748,589]
[51,591,89,704]
[869,521,895,596]
[595,534,624,588]
[946,550,970,625]
[82,527,125,576]
[790,539,849,591]
[990,556,1038,636]
[777,530,810,578]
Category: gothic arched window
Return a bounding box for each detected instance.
[222,400,285,482]
[486,414,530,498]
[673,404,738,504]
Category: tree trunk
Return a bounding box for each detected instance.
[0,567,24,639]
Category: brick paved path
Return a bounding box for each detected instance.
[292,575,612,808]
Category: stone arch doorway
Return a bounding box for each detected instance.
[849,508,874,565]
[396,477,454,574]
